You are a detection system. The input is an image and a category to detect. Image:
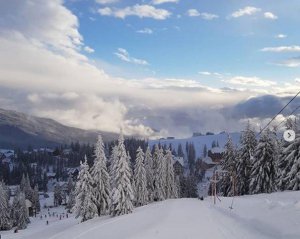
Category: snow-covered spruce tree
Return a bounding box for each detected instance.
[110,133,134,216]
[90,134,111,216]
[249,129,277,194]
[165,149,177,199]
[236,122,257,195]
[54,184,63,206]
[22,174,34,203]
[67,175,75,195]
[11,188,29,229]
[220,135,237,196]
[153,145,166,201]
[278,133,300,191]
[0,182,11,230]
[33,185,40,212]
[73,156,97,222]
[67,190,76,211]
[144,146,155,202]
[133,147,148,206]
[109,145,118,189]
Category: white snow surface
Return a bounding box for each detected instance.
[2,191,300,239]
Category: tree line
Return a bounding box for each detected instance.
[218,120,300,197]
[71,133,179,222]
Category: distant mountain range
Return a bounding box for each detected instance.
[0,108,118,149]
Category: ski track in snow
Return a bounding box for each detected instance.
[2,191,300,239]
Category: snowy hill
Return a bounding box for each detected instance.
[0,108,118,148]
[149,132,241,159]
[3,191,300,239]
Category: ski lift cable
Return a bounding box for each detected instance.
[276,105,300,129]
[258,90,300,136]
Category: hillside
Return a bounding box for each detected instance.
[3,191,300,239]
[149,132,241,159]
[0,108,118,149]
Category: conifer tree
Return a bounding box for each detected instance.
[133,147,148,206]
[165,149,176,199]
[153,145,166,201]
[90,135,111,216]
[33,185,40,212]
[144,146,154,202]
[0,182,11,230]
[54,184,63,206]
[278,133,300,190]
[109,145,118,189]
[220,136,237,196]
[249,129,277,194]
[111,133,134,216]
[73,156,97,222]
[11,188,29,229]
[236,122,257,195]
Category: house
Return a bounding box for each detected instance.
[0,149,15,158]
[65,167,80,178]
[173,156,184,176]
[47,172,56,180]
[207,147,224,164]
[25,199,34,217]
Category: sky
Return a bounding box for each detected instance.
[0,0,300,138]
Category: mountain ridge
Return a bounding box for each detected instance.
[0,108,118,149]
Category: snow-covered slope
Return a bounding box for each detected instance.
[0,108,118,148]
[149,132,241,159]
[3,191,300,239]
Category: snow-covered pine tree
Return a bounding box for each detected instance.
[278,132,300,191]
[33,185,40,212]
[73,156,97,222]
[11,188,29,229]
[236,122,257,195]
[67,190,76,211]
[165,149,176,199]
[54,184,63,206]
[67,175,75,195]
[110,133,134,216]
[0,182,11,230]
[144,146,154,202]
[20,174,26,192]
[23,174,34,203]
[109,145,118,189]
[153,145,166,201]
[90,134,111,216]
[249,129,277,194]
[220,135,237,196]
[133,147,148,206]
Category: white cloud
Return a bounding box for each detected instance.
[137,28,153,34]
[187,9,200,17]
[276,57,300,68]
[225,76,277,87]
[187,9,218,20]
[264,12,278,20]
[98,5,171,20]
[114,48,149,65]
[0,0,85,61]
[152,0,178,5]
[200,12,219,20]
[199,71,211,75]
[2,0,298,138]
[95,0,118,4]
[199,71,223,78]
[275,34,287,39]
[98,7,112,16]
[261,45,300,53]
[231,6,261,18]
[84,46,95,53]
